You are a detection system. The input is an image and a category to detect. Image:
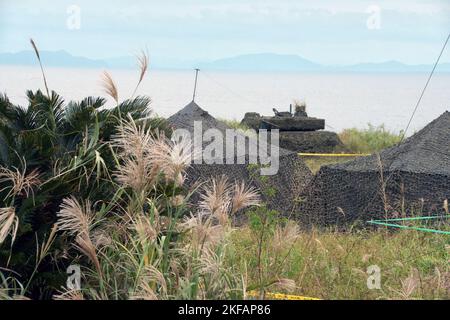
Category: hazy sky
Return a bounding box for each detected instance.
[0,0,449,64]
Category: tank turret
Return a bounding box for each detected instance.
[242,106,325,131]
[240,104,342,153]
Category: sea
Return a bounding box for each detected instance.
[1,65,449,134]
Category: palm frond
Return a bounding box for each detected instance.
[113,96,152,119]
[64,97,106,133]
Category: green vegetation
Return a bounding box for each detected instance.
[303,124,404,173]
[240,157,449,300]
[219,119,403,155]
[0,104,259,299]
[0,89,170,299]
[1,93,448,300]
[230,225,449,300]
[0,42,446,301]
[339,124,403,154]
[218,118,249,131]
[0,42,259,300]
[218,118,256,136]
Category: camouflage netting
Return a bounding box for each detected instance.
[300,111,450,226]
[168,101,313,215]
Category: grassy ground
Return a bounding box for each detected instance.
[221,122,447,300]
[229,227,450,300]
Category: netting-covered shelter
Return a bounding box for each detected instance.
[300,111,450,226]
[168,101,313,214]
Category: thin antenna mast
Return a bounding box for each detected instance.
[192,68,200,102]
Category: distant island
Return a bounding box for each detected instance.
[1,50,449,73]
[0,50,108,68]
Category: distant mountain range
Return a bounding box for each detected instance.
[0,50,108,68]
[199,53,322,72]
[1,50,449,73]
[202,53,450,73]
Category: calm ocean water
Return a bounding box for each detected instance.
[1,65,449,133]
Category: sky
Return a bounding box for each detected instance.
[0,0,449,65]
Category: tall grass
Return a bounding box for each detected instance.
[301,124,404,172]
[0,115,264,300]
[50,118,262,300]
[230,226,449,300]
[339,124,403,154]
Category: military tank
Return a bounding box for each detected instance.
[241,105,343,153]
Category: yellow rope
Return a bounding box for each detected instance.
[247,291,320,300]
[299,153,370,157]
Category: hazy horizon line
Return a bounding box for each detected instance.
[1,49,450,73]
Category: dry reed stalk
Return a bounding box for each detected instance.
[231,181,260,215]
[0,207,18,245]
[199,176,232,215]
[57,197,102,276]
[101,71,119,104]
[272,221,300,251]
[113,116,193,190]
[74,234,102,276]
[0,165,41,199]
[132,265,167,300]
[30,38,50,97]
[376,153,389,221]
[131,50,149,98]
[53,290,84,300]
[132,214,158,245]
[181,213,224,249]
[57,197,94,236]
[273,278,297,293]
[148,133,193,185]
[37,224,58,262]
[399,269,419,299]
[112,116,157,191]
